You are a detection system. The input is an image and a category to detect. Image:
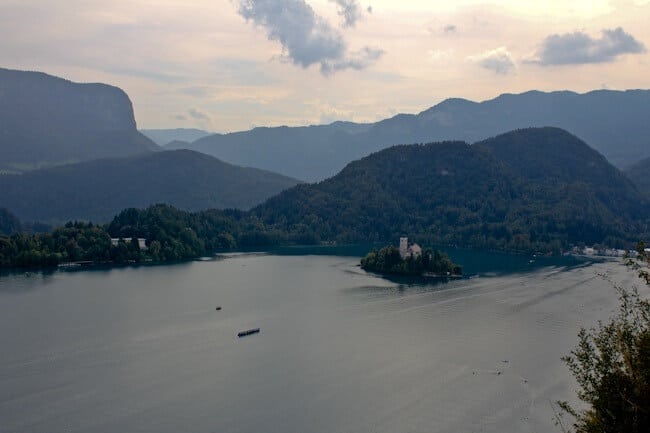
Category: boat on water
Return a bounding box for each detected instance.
[237,328,260,338]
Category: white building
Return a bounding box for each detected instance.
[399,237,408,257]
[399,237,422,259]
[110,237,148,250]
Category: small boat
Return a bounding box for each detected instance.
[215,306,222,311]
[237,328,260,338]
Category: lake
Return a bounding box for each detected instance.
[0,248,634,433]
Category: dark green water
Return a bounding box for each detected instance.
[0,249,612,433]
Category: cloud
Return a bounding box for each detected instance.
[317,103,355,124]
[443,24,457,34]
[236,0,382,75]
[467,47,516,75]
[182,86,212,98]
[530,27,646,66]
[320,46,384,74]
[428,49,453,63]
[188,108,211,121]
[329,0,364,28]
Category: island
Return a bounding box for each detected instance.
[361,237,462,278]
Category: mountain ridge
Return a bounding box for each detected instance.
[141,128,212,146]
[251,127,648,252]
[169,89,650,181]
[0,149,300,223]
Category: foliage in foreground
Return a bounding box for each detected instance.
[557,243,650,432]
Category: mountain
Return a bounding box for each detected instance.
[0,208,21,235]
[141,128,212,146]
[167,122,372,182]
[169,90,650,181]
[626,157,650,196]
[5,128,644,268]
[0,67,159,171]
[0,150,300,223]
[252,128,648,252]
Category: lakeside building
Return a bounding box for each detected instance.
[399,237,422,259]
[110,237,147,250]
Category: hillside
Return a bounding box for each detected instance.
[626,157,650,197]
[141,128,212,146]
[170,90,650,181]
[0,67,159,171]
[252,128,648,252]
[0,208,21,235]
[3,128,647,268]
[0,150,299,223]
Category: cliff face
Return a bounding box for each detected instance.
[0,68,158,170]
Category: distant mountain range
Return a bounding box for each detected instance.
[168,89,650,181]
[0,150,299,223]
[251,128,648,251]
[140,128,212,146]
[2,66,648,254]
[3,128,647,256]
[0,67,159,172]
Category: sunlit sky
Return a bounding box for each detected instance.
[3,0,649,131]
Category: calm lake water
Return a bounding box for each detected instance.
[0,248,628,433]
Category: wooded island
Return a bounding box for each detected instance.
[361,238,462,277]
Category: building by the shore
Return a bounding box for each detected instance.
[110,237,147,250]
[399,237,422,259]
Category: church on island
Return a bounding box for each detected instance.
[399,237,422,259]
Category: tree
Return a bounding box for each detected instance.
[557,243,650,432]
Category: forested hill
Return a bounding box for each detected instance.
[0,67,159,171]
[0,150,300,224]
[170,89,650,181]
[0,208,21,235]
[475,128,644,221]
[626,157,650,197]
[253,128,648,252]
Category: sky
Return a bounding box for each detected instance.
[2,0,649,132]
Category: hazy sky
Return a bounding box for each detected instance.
[3,0,649,131]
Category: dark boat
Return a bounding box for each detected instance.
[215,306,222,311]
[237,328,260,338]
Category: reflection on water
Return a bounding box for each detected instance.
[0,249,618,433]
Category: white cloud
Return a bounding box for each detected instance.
[329,0,365,28]
[428,49,453,63]
[467,46,516,74]
[236,0,382,75]
[530,27,646,65]
[188,108,211,121]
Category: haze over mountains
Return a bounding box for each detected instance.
[626,157,650,197]
[0,150,299,224]
[140,128,212,146]
[168,89,650,181]
[0,68,159,172]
